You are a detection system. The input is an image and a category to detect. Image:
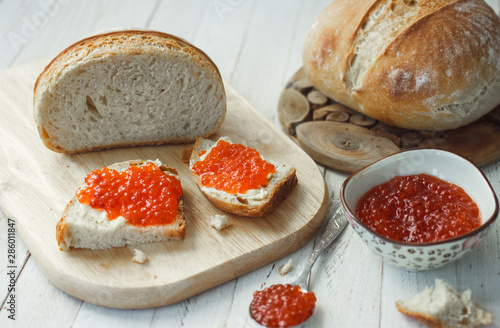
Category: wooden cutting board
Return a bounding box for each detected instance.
[0,60,328,309]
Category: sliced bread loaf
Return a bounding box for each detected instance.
[189,137,297,217]
[56,159,185,250]
[34,30,226,154]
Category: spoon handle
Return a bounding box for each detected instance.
[295,202,348,287]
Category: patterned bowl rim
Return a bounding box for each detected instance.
[340,148,499,247]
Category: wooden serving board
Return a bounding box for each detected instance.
[279,68,500,173]
[0,61,328,309]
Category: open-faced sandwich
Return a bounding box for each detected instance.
[189,136,297,217]
[56,159,185,250]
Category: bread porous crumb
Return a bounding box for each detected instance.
[210,214,231,230]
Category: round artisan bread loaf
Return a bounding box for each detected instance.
[34,30,226,153]
[303,0,500,131]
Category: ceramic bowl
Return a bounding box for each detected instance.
[340,149,498,271]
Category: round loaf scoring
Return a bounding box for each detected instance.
[303,0,500,131]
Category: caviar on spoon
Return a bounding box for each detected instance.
[249,202,347,328]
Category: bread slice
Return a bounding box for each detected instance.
[396,279,493,328]
[56,160,185,250]
[34,30,226,154]
[189,137,297,217]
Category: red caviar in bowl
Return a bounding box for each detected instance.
[250,284,316,328]
[355,174,481,243]
[77,163,182,226]
[191,140,276,194]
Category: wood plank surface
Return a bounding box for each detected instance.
[0,1,499,327]
[0,60,327,308]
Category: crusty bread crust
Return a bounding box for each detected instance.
[35,30,226,154]
[193,167,297,217]
[303,0,500,131]
[190,137,297,217]
[55,217,69,249]
[396,301,446,328]
[34,30,221,96]
[56,160,185,251]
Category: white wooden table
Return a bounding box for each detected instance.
[1,1,499,327]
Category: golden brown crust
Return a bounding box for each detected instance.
[39,132,201,155]
[56,160,185,250]
[303,0,500,130]
[35,30,226,154]
[303,0,377,109]
[396,302,446,328]
[55,217,69,251]
[172,199,186,240]
[190,138,298,217]
[34,29,223,97]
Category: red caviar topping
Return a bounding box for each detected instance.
[356,174,481,243]
[250,284,316,328]
[191,140,276,194]
[77,163,182,226]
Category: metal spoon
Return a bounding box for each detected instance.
[249,201,348,328]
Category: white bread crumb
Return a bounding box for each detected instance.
[132,249,148,264]
[210,214,231,231]
[278,259,294,276]
[396,279,492,328]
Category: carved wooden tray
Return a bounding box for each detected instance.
[279,68,500,173]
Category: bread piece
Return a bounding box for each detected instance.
[303,0,500,131]
[396,279,493,328]
[56,160,185,250]
[132,249,148,264]
[278,259,294,276]
[210,214,232,230]
[189,137,297,217]
[34,30,226,154]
